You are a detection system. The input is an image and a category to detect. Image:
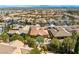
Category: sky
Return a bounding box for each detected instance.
[0,5,79,8]
[0,0,79,5]
[0,0,78,8]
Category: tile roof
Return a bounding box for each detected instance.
[49,26,72,37]
[30,27,49,36]
[0,43,16,54]
[8,26,30,34]
[21,45,33,54]
[9,40,24,54]
[0,40,32,54]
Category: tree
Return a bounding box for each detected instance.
[0,19,4,23]
[71,31,78,40]
[10,33,24,42]
[30,47,41,54]
[74,36,79,54]
[69,16,75,25]
[71,31,78,47]
[27,38,36,48]
[35,36,44,44]
[20,34,31,43]
[25,34,31,40]
[40,44,48,54]
[20,34,36,47]
[0,33,9,43]
[62,37,74,53]
[4,25,10,32]
[49,38,62,53]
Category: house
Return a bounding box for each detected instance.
[64,25,79,34]
[9,40,24,54]
[0,43,16,54]
[30,26,49,37]
[21,45,33,54]
[9,40,33,54]
[0,40,33,54]
[44,38,51,44]
[48,26,72,39]
[8,25,30,35]
[3,17,12,22]
[47,19,57,26]
[0,23,4,34]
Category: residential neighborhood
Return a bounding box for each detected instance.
[0,7,79,54]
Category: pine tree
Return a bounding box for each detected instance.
[62,37,74,53]
[50,38,62,53]
[74,37,79,54]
